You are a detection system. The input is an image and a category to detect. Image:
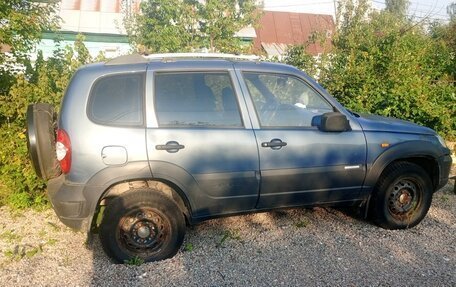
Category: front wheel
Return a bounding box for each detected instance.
[369,162,433,229]
[99,189,186,263]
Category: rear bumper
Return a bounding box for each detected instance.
[47,175,90,230]
[436,154,452,191]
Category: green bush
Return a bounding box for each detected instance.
[0,37,93,208]
[284,0,456,140]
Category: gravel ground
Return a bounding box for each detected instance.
[0,180,455,286]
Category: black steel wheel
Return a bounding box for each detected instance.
[369,161,433,229]
[99,189,185,263]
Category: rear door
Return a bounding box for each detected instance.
[237,70,367,208]
[146,66,260,218]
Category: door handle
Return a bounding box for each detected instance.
[155,141,185,153]
[261,139,287,149]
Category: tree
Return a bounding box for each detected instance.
[385,0,409,19]
[284,0,456,139]
[124,0,200,53]
[123,0,260,53]
[198,0,258,52]
[0,0,59,92]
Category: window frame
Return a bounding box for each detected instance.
[153,70,245,129]
[87,72,146,127]
[242,71,335,129]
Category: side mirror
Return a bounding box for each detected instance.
[316,112,350,132]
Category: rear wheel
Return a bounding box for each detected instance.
[99,189,186,263]
[370,161,433,229]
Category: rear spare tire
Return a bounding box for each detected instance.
[26,103,61,180]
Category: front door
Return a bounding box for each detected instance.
[146,70,259,217]
[240,72,367,209]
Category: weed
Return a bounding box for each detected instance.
[0,230,22,243]
[31,195,50,211]
[4,249,16,260]
[38,229,47,239]
[25,245,43,258]
[7,192,32,209]
[47,221,61,231]
[46,238,58,246]
[124,256,144,266]
[62,254,71,267]
[184,243,194,252]
[95,205,106,227]
[217,230,242,247]
[441,195,449,203]
[295,217,309,228]
[3,244,43,260]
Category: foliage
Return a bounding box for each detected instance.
[217,229,242,247]
[124,256,144,266]
[284,0,456,139]
[0,37,92,208]
[123,0,260,53]
[0,0,59,93]
[183,242,194,252]
[198,0,259,53]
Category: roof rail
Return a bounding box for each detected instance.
[144,53,260,61]
[105,54,148,66]
[105,53,260,66]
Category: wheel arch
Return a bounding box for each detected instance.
[364,140,441,192]
[91,178,193,232]
[82,162,194,233]
[361,140,441,218]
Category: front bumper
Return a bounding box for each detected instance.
[436,154,452,191]
[47,175,90,230]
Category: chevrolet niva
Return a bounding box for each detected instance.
[26,53,452,263]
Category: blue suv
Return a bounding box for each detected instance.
[26,53,452,263]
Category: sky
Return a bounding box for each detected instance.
[263,0,453,22]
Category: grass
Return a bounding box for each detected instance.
[217,230,242,247]
[124,256,144,266]
[3,244,43,261]
[294,217,310,228]
[25,246,43,258]
[0,230,22,243]
[184,243,194,252]
[47,221,61,231]
[440,194,450,203]
[46,238,58,246]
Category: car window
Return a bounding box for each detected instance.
[243,72,333,127]
[154,72,243,128]
[88,73,144,126]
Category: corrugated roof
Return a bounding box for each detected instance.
[254,11,334,56]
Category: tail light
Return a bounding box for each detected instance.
[56,129,71,174]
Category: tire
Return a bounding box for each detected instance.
[369,161,433,229]
[26,103,60,179]
[99,189,186,263]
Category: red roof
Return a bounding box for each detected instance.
[254,11,335,56]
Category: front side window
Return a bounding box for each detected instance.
[243,72,333,127]
[154,72,243,128]
[88,73,144,126]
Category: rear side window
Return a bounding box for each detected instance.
[154,72,243,128]
[88,73,145,126]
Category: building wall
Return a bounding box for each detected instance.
[33,0,140,59]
